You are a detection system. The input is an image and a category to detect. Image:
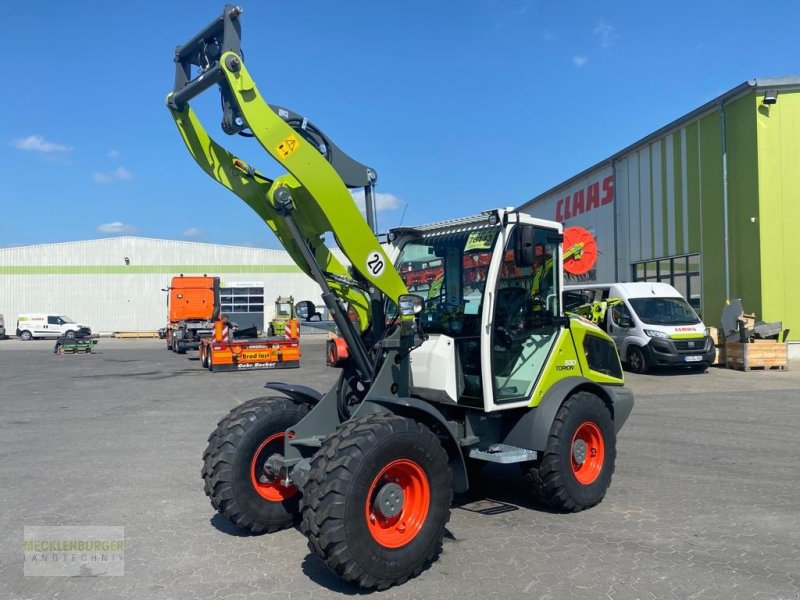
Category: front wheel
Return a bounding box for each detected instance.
[64,330,76,339]
[626,345,649,374]
[301,414,452,590]
[202,397,310,533]
[523,391,616,512]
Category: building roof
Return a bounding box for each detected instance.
[520,76,800,207]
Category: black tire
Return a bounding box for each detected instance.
[523,392,616,512]
[176,341,186,355]
[166,337,173,351]
[626,345,649,374]
[301,414,452,590]
[208,351,214,371]
[202,397,310,533]
[20,330,32,341]
[64,330,76,339]
[201,347,209,369]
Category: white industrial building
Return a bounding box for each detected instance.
[0,237,330,336]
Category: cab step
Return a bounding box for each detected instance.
[469,444,537,464]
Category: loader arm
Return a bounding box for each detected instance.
[166,5,412,381]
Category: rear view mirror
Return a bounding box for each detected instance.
[514,225,536,267]
[619,315,633,328]
[295,300,317,321]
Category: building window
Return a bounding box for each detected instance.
[632,253,701,313]
[220,286,265,314]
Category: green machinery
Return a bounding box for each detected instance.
[268,295,294,337]
[168,6,633,590]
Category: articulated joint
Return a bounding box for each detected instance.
[272,186,294,216]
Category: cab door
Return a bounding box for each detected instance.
[484,223,563,406]
[608,301,634,354]
[44,315,61,337]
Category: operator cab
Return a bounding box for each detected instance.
[391,210,564,412]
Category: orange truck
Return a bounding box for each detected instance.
[165,275,220,354]
[198,317,301,372]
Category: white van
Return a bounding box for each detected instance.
[16,314,92,341]
[563,282,714,373]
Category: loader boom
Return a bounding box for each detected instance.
[166,5,410,381]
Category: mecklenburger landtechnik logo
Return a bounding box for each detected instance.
[23,526,124,576]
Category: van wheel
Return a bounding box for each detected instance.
[626,346,648,374]
[20,330,32,341]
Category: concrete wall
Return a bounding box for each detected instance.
[0,237,327,334]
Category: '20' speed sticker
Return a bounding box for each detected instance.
[366,251,386,277]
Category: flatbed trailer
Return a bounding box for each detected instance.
[198,319,301,372]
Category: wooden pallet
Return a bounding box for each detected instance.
[725,340,788,372]
[114,331,159,338]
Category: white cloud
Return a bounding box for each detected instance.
[12,134,71,153]
[114,166,133,180]
[92,166,134,183]
[593,20,618,48]
[108,149,120,158]
[97,221,137,235]
[349,189,401,215]
[183,227,204,238]
[573,55,588,68]
[542,29,557,42]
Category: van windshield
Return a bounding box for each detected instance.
[628,297,701,326]
[60,315,77,323]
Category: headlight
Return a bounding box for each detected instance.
[704,327,711,337]
[644,329,668,338]
[398,294,424,316]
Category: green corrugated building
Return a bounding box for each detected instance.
[519,77,800,351]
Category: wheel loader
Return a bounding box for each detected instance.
[167,5,633,590]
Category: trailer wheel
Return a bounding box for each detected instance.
[202,396,310,533]
[626,345,648,374]
[301,414,452,590]
[524,391,616,512]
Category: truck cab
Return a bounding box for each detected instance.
[564,282,715,373]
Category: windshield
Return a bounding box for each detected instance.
[628,297,700,325]
[60,315,77,323]
[395,226,500,336]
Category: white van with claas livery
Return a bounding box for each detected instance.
[564,282,714,373]
[16,314,92,341]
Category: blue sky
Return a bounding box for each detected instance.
[3,0,799,249]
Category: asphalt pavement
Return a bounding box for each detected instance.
[0,337,798,600]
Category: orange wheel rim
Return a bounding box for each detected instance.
[571,422,605,485]
[250,432,297,502]
[365,459,430,548]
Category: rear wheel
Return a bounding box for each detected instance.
[201,346,209,369]
[202,397,310,533]
[175,341,186,354]
[301,414,452,590]
[523,392,616,512]
[626,345,648,374]
[20,330,32,341]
